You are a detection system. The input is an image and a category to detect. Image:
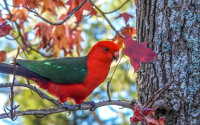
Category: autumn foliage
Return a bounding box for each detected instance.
[114,13,136,49]
[0,21,12,62]
[0,0,138,58]
[123,34,158,72]
[0,0,139,58]
[1,0,93,57]
[130,105,165,125]
[0,0,166,124]
[0,21,12,37]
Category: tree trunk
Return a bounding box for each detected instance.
[136,0,200,124]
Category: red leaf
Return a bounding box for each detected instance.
[115,13,134,24]
[0,51,6,62]
[0,21,12,37]
[52,24,73,57]
[13,0,39,9]
[35,22,53,50]
[123,34,158,72]
[39,0,65,15]
[145,116,166,125]
[11,8,29,25]
[158,116,166,125]
[130,105,145,123]
[66,0,95,23]
[130,105,165,125]
[90,8,97,17]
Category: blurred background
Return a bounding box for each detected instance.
[0,0,137,124]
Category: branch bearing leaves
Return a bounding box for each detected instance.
[13,0,40,9]
[115,13,134,24]
[65,0,97,23]
[113,24,136,49]
[130,105,165,125]
[123,34,158,72]
[35,22,84,57]
[0,21,12,37]
[0,51,6,62]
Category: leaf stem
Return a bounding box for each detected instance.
[107,55,123,102]
[9,34,28,60]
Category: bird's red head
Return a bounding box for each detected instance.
[88,41,119,63]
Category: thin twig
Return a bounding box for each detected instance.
[10,35,28,59]
[143,80,174,108]
[26,79,34,95]
[8,47,20,120]
[4,109,10,118]
[3,0,12,18]
[1,83,61,106]
[23,0,28,7]
[25,0,87,25]
[0,3,5,8]
[107,56,123,102]
[27,47,54,57]
[89,0,125,38]
[5,35,20,40]
[104,0,130,14]
[70,21,81,33]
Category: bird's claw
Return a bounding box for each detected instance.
[58,102,81,115]
[59,102,79,110]
[84,101,96,111]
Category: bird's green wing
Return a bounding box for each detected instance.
[16,56,88,84]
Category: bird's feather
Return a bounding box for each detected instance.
[16,56,87,84]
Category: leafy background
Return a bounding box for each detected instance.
[0,0,137,124]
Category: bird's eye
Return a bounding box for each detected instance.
[104,47,109,51]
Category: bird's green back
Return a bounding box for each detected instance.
[16,56,88,84]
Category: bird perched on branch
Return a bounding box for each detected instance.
[0,41,119,111]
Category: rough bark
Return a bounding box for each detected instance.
[137,0,200,125]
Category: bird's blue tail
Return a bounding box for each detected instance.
[0,63,49,80]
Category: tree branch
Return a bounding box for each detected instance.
[143,80,174,108]
[9,35,28,59]
[0,100,135,119]
[88,0,125,38]
[0,83,61,106]
[0,82,138,120]
[25,0,87,25]
[104,0,130,14]
[4,48,20,121]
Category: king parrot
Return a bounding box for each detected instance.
[0,41,119,110]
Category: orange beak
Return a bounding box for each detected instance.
[112,51,119,61]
